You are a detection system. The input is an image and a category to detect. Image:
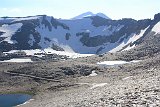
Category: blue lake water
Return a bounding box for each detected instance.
[0,94,32,107]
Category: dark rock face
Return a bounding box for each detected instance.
[0,32,4,36]
[0,37,5,43]
[51,43,64,51]
[90,16,112,27]
[76,32,109,47]
[96,47,104,54]
[65,33,71,40]
[154,13,160,22]
[41,15,70,31]
[0,41,15,52]
[44,37,51,42]
[11,19,41,50]
[0,32,6,43]
[41,15,52,31]
[50,17,69,30]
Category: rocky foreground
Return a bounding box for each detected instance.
[0,51,159,107]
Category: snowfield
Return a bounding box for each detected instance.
[0,58,33,63]
[97,60,141,66]
[4,48,94,59]
[0,23,23,44]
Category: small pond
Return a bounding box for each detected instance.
[0,94,32,107]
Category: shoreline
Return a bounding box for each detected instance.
[17,99,34,107]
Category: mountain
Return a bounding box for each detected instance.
[0,13,160,54]
[118,13,160,60]
[72,12,111,20]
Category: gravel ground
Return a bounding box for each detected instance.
[19,55,160,107]
[0,51,160,107]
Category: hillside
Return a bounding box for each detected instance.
[0,13,159,54]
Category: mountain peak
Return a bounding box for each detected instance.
[96,13,110,19]
[72,12,111,20]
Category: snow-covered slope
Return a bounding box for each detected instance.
[109,27,149,53]
[0,23,23,44]
[0,13,160,54]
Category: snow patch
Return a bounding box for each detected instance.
[152,21,160,34]
[12,16,40,22]
[90,83,107,89]
[5,48,94,59]
[97,60,141,66]
[42,48,93,58]
[0,23,23,44]
[0,58,32,63]
[28,34,35,46]
[88,70,97,77]
[122,76,133,80]
[97,61,128,66]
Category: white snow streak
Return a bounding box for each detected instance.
[0,58,32,63]
[5,48,94,59]
[90,83,107,89]
[97,60,141,66]
[152,21,160,34]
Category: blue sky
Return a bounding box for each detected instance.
[0,0,160,20]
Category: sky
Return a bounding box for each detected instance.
[0,0,160,20]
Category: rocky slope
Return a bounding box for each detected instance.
[16,53,160,107]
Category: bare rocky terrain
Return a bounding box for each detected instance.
[0,50,159,107]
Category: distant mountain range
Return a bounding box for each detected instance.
[0,12,160,54]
